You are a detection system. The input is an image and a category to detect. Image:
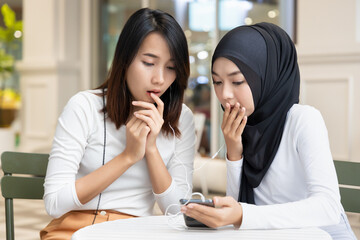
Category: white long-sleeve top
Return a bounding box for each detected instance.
[226,104,355,238]
[44,90,195,219]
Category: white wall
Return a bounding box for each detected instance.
[297,0,360,162]
[17,0,93,152]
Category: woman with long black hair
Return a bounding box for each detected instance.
[41,8,195,239]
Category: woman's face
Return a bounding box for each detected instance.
[212,57,255,116]
[126,32,176,102]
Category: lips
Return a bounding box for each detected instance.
[147,90,161,96]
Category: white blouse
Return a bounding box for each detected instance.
[226,104,355,239]
[44,90,196,218]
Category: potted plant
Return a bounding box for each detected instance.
[0,3,22,127]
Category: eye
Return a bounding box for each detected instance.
[142,61,154,66]
[212,80,222,86]
[167,66,175,70]
[233,81,244,86]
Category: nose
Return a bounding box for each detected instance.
[151,68,165,85]
[222,83,234,101]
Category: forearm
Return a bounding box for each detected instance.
[145,147,172,194]
[240,196,341,229]
[75,152,133,204]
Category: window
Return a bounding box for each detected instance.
[98,0,296,157]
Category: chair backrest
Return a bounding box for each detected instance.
[1,151,49,240]
[333,160,360,213]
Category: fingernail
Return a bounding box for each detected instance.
[241,107,245,111]
[132,101,137,104]
[236,103,240,107]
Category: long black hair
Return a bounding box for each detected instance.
[98,8,189,137]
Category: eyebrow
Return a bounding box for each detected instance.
[143,53,175,61]
[143,53,159,58]
[212,70,242,77]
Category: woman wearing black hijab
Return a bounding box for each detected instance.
[181,23,356,239]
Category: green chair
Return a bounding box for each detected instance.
[334,160,360,213]
[1,151,49,240]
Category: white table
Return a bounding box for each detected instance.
[72,215,332,240]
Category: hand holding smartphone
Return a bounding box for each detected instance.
[179,198,214,228]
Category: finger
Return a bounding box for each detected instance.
[134,112,156,131]
[187,203,218,217]
[235,115,247,137]
[126,116,137,127]
[139,126,150,138]
[213,196,234,208]
[150,93,164,117]
[134,121,148,136]
[132,101,157,112]
[222,103,231,129]
[130,118,145,133]
[135,109,163,128]
[134,110,155,120]
[232,107,246,132]
[184,204,221,228]
[223,103,240,132]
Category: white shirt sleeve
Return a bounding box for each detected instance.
[239,107,342,229]
[226,156,243,200]
[43,93,91,218]
[154,105,196,214]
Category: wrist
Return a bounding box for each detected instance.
[225,143,243,161]
[119,151,137,166]
[233,203,243,228]
[226,152,243,161]
[145,144,158,156]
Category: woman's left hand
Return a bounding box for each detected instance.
[132,93,164,153]
[181,196,243,228]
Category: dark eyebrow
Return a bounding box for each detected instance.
[143,53,159,58]
[143,53,175,62]
[211,71,219,76]
[212,70,242,77]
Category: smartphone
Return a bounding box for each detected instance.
[179,198,214,228]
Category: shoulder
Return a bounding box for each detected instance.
[285,104,328,139]
[179,104,194,123]
[286,104,323,126]
[68,89,102,106]
[177,104,195,133]
[60,90,103,123]
[180,103,194,117]
[65,89,102,111]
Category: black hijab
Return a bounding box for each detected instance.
[212,23,300,204]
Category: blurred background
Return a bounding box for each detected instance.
[0,0,298,157]
[0,0,359,239]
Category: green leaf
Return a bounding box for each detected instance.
[1,4,16,29]
[0,27,7,41]
[0,48,14,74]
[14,21,23,32]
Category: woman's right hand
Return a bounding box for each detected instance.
[123,116,150,164]
[222,102,247,161]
